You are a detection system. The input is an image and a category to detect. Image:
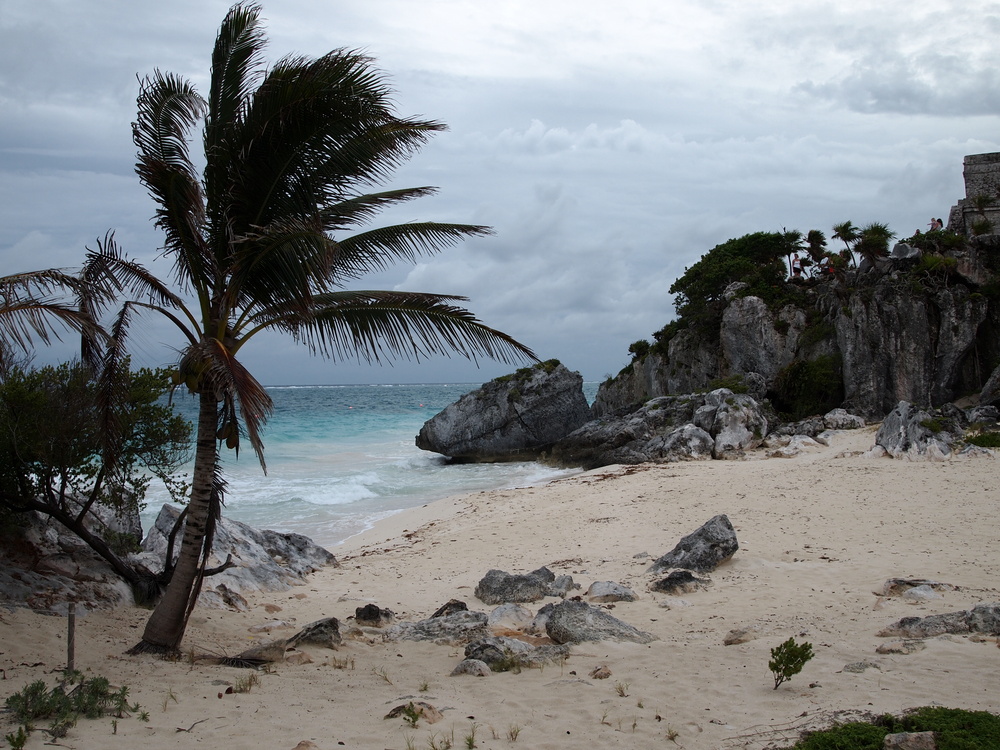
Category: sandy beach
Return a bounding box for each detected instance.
[2,426,999,750]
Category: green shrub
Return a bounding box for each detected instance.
[786,707,1000,749]
[772,356,844,420]
[628,339,651,359]
[920,418,945,433]
[705,375,749,394]
[768,637,813,689]
[967,431,1000,448]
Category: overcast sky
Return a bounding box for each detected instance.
[2,0,999,386]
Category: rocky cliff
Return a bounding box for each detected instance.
[596,236,1000,420]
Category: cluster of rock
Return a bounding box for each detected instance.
[417,365,870,467]
[866,400,1000,460]
[317,516,739,681]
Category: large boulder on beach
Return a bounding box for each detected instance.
[545,600,657,644]
[385,610,490,645]
[474,567,565,604]
[871,401,953,460]
[415,360,591,461]
[877,603,1000,638]
[648,514,739,574]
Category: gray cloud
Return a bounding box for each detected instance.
[1,0,998,385]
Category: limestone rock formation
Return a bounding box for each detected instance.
[549,390,765,469]
[415,360,591,461]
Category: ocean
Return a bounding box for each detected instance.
[141,382,599,550]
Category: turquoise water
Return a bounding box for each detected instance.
[142,382,599,549]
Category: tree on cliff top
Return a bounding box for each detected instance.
[89,2,534,653]
[667,231,793,337]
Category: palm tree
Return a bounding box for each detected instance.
[831,221,860,267]
[854,222,896,269]
[97,2,534,653]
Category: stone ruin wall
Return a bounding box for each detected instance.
[947,152,1000,234]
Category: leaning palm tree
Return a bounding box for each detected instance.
[100,2,534,653]
[831,221,860,267]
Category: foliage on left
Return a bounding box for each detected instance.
[0,362,191,601]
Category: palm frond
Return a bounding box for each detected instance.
[329,222,493,283]
[133,70,210,292]
[255,290,535,366]
[319,186,439,232]
[228,50,445,235]
[180,340,274,469]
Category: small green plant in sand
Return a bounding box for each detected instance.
[4,672,145,743]
[769,637,814,689]
[506,723,522,742]
[373,666,393,684]
[464,722,478,748]
[401,703,422,728]
[418,679,430,692]
[614,680,630,697]
[329,655,355,670]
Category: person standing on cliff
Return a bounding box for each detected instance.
[791,253,803,278]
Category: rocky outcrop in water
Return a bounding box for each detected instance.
[415,360,592,461]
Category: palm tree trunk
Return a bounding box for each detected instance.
[133,389,218,652]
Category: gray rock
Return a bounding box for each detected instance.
[288,617,342,648]
[979,363,1000,407]
[355,604,395,627]
[877,603,1000,638]
[704,390,767,458]
[650,570,712,595]
[385,610,490,645]
[451,659,492,677]
[879,578,956,597]
[464,636,570,669]
[0,511,135,613]
[874,402,952,459]
[474,568,554,605]
[823,408,866,430]
[586,581,638,603]
[883,731,937,750]
[545,600,657,644]
[431,599,468,618]
[487,603,534,630]
[141,505,337,609]
[648,515,739,574]
[966,404,1000,424]
[415,362,592,461]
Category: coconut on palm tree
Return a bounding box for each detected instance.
[94,2,534,653]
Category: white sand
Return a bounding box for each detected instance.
[2,426,999,749]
